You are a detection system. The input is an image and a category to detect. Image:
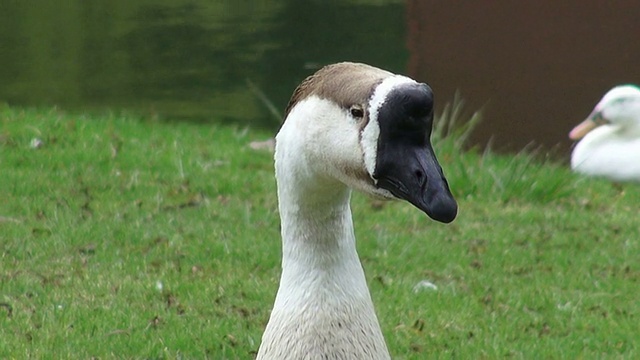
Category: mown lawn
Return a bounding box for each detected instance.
[0,106,637,359]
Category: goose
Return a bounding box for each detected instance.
[256,62,457,359]
[569,85,640,182]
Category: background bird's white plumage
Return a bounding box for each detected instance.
[570,85,640,182]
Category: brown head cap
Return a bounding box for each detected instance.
[283,62,394,120]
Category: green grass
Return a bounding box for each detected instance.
[0,105,638,359]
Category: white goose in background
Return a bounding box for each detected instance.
[256,62,457,359]
[569,85,640,182]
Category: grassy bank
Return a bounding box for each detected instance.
[0,106,638,359]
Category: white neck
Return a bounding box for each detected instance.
[257,108,390,359]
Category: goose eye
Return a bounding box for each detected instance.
[350,106,364,118]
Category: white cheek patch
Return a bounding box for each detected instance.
[361,117,380,179]
[362,75,417,180]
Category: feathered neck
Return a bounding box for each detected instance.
[256,129,390,359]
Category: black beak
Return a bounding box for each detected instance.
[370,82,457,223]
[375,143,457,223]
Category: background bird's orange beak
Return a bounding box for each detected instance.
[569,110,607,140]
[569,118,598,140]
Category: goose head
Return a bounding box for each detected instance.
[276,62,457,223]
[569,85,640,140]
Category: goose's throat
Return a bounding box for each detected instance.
[278,189,359,268]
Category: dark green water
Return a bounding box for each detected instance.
[0,1,406,131]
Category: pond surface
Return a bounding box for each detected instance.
[0,1,406,128]
[1,1,639,154]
